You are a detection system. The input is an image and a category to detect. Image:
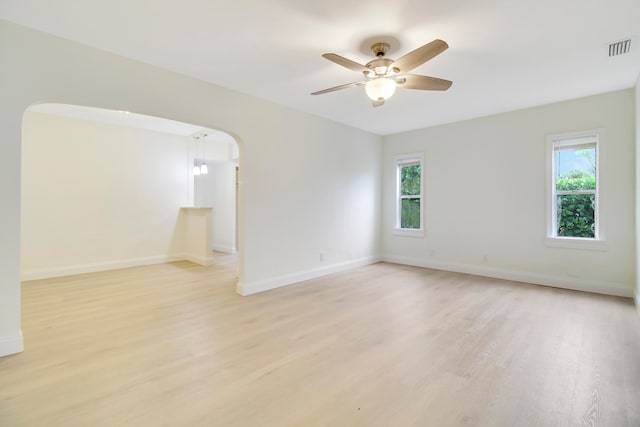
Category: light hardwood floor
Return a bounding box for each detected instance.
[1,256,639,426]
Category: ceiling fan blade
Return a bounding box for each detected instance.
[311,80,366,95]
[391,39,448,73]
[322,53,369,73]
[394,74,453,91]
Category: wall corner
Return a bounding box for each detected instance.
[0,331,24,358]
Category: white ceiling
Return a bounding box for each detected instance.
[3,0,640,135]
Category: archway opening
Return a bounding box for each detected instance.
[21,103,243,283]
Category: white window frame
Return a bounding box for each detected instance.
[393,153,425,237]
[545,128,606,250]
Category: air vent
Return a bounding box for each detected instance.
[608,39,631,57]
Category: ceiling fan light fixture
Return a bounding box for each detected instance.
[365,77,396,101]
[374,65,388,75]
[312,39,451,105]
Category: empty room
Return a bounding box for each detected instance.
[1,1,639,426]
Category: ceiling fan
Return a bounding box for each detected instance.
[311,39,452,107]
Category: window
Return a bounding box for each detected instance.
[546,129,605,250]
[394,153,424,237]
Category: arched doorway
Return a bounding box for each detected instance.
[21,103,242,283]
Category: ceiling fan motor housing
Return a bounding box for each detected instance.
[364,43,399,77]
[364,58,395,77]
[371,42,390,57]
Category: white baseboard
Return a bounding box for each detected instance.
[237,256,381,296]
[182,254,214,266]
[0,332,23,357]
[383,255,634,298]
[212,244,237,254]
[21,254,186,281]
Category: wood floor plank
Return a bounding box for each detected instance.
[1,256,639,426]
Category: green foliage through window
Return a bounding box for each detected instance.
[401,165,421,195]
[400,164,421,229]
[556,169,595,238]
[401,198,420,229]
[556,171,595,192]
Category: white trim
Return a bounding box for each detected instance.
[544,236,608,251]
[236,256,382,296]
[0,332,24,357]
[21,254,197,281]
[392,228,425,237]
[212,244,237,254]
[181,254,215,266]
[383,254,633,298]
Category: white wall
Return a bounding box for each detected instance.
[193,138,238,254]
[635,75,640,309]
[198,161,237,253]
[21,111,189,279]
[382,90,635,297]
[0,21,382,356]
[181,207,213,265]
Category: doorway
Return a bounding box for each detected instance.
[191,131,239,254]
[21,103,241,281]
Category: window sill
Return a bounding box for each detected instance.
[545,237,607,251]
[393,228,425,238]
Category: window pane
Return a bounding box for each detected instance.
[556,194,595,238]
[401,165,421,196]
[401,198,420,229]
[555,146,596,191]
